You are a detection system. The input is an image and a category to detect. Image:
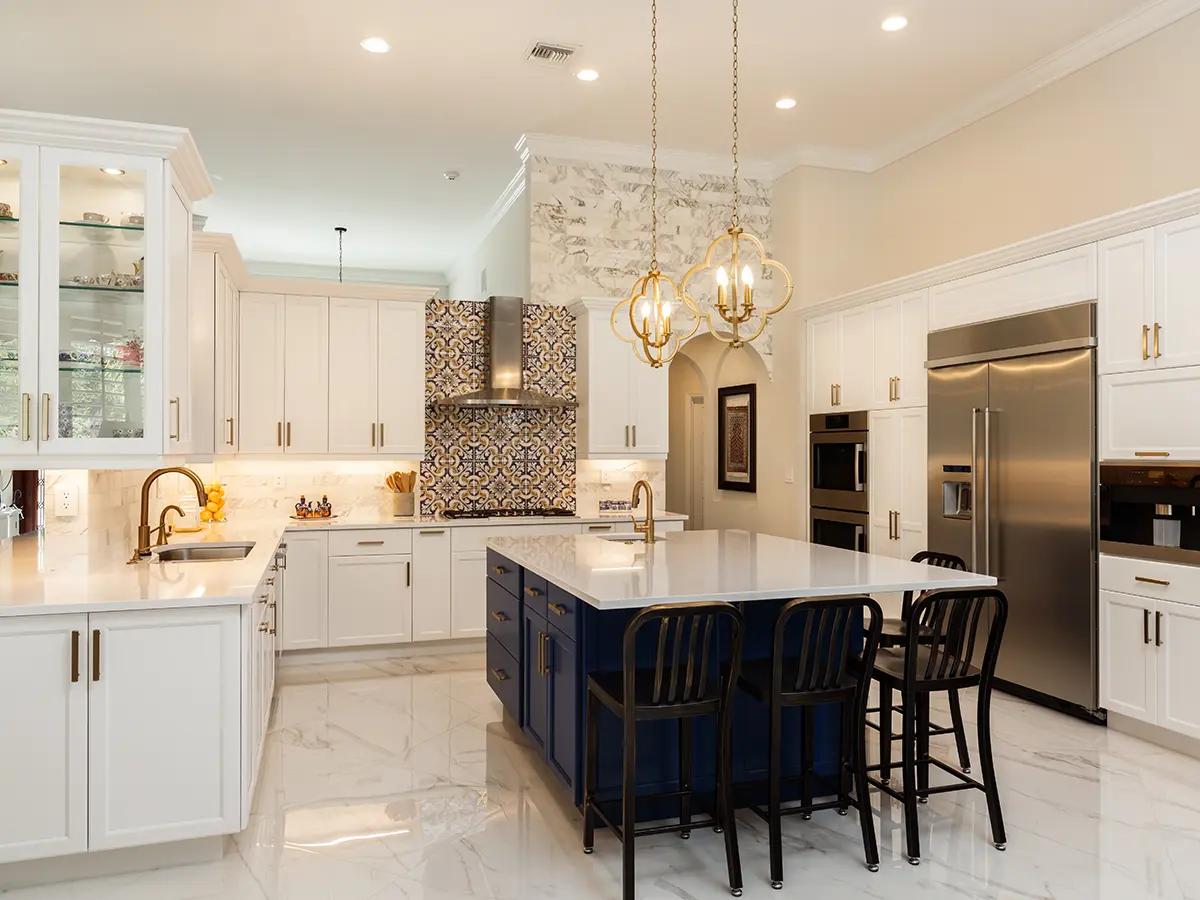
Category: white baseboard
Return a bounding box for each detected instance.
[0,836,227,890]
[279,638,485,667]
[1107,712,1200,759]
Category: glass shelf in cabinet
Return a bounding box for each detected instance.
[57,360,143,374]
[59,220,144,233]
[59,284,143,295]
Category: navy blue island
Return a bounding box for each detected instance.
[483,529,994,817]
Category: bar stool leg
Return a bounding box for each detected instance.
[622,715,637,900]
[838,698,852,815]
[583,691,598,854]
[768,699,783,889]
[679,718,693,839]
[916,693,931,804]
[901,688,921,865]
[878,682,893,783]
[853,693,881,872]
[800,706,815,819]
[977,681,1008,851]
[948,689,972,772]
[718,701,744,897]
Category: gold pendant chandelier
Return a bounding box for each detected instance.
[612,0,699,368]
[681,0,793,349]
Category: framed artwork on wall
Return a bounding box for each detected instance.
[717,383,756,493]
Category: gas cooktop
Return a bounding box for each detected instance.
[440,507,577,520]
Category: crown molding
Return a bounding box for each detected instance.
[518,132,774,182]
[0,107,214,201]
[192,230,249,285]
[803,187,1200,318]
[770,143,876,176]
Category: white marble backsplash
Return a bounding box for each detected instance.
[576,459,666,515]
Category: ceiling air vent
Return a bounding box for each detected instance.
[526,41,578,66]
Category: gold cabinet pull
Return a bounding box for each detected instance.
[625,425,630,447]
[537,631,544,674]
[406,560,411,588]
[632,425,637,447]
[492,565,507,575]
[226,417,234,446]
[831,384,835,407]
[277,422,283,447]
[1156,611,1163,647]
[1135,576,1171,586]
[258,622,270,633]
[91,629,101,682]
[419,529,446,535]
[20,393,30,441]
[357,540,385,546]
[286,421,292,447]
[525,586,542,597]
[1144,608,1151,645]
[42,393,50,442]
[169,397,180,440]
[1154,322,1161,359]
[1143,324,1150,361]
[71,630,80,683]
[549,603,568,617]
[379,422,384,447]
[371,423,376,448]
[588,524,613,531]
[1135,451,1170,458]
[491,610,509,622]
[491,668,510,682]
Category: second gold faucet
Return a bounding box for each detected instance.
[631,479,657,543]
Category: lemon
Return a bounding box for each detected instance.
[200,509,213,522]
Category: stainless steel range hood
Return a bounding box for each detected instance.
[437,296,576,409]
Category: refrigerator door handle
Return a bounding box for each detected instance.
[984,407,993,577]
[971,407,980,573]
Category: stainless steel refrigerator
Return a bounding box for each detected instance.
[927,302,1100,716]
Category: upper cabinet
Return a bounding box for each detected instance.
[0,113,212,466]
[192,237,240,454]
[1099,216,1200,376]
[809,292,927,415]
[572,298,668,459]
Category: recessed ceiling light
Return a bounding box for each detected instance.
[0,160,7,166]
[882,16,908,32]
[576,69,600,82]
[775,98,797,110]
[360,37,391,53]
[100,167,125,176]
[443,171,460,181]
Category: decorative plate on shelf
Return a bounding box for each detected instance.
[289,514,339,521]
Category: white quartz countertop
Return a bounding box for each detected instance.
[486,530,998,609]
[0,523,283,617]
[281,509,687,530]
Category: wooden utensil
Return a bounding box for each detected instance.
[385,474,399,492]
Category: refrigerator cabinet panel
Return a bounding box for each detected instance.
[928,363,989,574]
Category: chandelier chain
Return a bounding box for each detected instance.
[650,0,659,269]
[731,0,740,228]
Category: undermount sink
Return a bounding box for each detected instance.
[597,534,667,544]
[155,541,255,562]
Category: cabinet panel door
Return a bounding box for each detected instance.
[283,295,328,452]
[377,301,426,458]
[88,607,241,850]
[1098,230,1155,376]
[523,609,548,753]
[897,291,929,407]
[1158,599,1200,739]
[412,528,452,642]
[0,615,88,864]
[838,306,873,412]
[1099,591,1155,724]
[1101,367,1200,461]
[1155,216,1200,370]
[328,554,413,647]
[327,298,379,454]
[631,359,669,455]
[238,293,285,453]
[213,257,240,453]
[897,406,929,558]
[807,313,839,413]
[868,410,901,559]
[546,627,579,791]
[869,298,900,410]
[0,142,38,455]
[585,318,635,455]
[165,185,193,452]
[451,551,489,639]
[280,531,328,650]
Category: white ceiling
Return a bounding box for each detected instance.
[1,0,1175,275]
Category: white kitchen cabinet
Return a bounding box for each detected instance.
[280,530,328,651]
[0,615,89,864]
[328,298,379,454]
[1099,589,1156,724]
[869,407,928,560]
[87,606,241,850]
[573,298,669,459]
[412,527,453,641]
[205,248,240,453]
[377,300,426,458]
[282,295,328,453]
[1157,599,1200,739]
[807,305,874,413]
[238,293,286,453]
[164,183,197,453]
[1101,366,1200,461]
[1155,215,1200,371]
[451,550,489,639]
[869,291,929,409]
[808,312,840,414]
[327,554,413,647]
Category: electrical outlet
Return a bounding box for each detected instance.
[55,487,78,517]
[273,475,285,488]
[600,469,611,486]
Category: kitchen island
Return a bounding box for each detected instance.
[484,529,996,816]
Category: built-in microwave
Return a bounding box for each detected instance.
[1100,464,1200,564]
[811,507,869,554]
[810,411,869,514]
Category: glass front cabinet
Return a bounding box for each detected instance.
[0,113,210,463]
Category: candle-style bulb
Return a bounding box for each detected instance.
[741,265,754,289]
[715,266,729,287]
[662,300,672,320]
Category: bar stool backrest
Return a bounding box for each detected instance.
[906,589,1008,685]
[774,595,883,693]
[901,551,968,623]
[623,602,745,707]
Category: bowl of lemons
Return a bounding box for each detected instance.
[200,482,227,524]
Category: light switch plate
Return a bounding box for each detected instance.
[784,468,795,484]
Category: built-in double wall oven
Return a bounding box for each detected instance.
[810,411,869,553]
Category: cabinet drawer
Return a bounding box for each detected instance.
[1100,554,1200,606]
[487,578,521,659]
[522,571,548,619]
[486,635,521,725]
[545,583,579,642]
[486,549,520,598]
[329,529,412,557]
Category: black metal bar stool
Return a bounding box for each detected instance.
[868,551,973,780]
[867,588,1009,864]
[736,595,884,888]
[583,602,746,900]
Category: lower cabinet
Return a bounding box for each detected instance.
[327,554,413,647]
[869,407,928,561]
[523,606,549,754]
[280,530,328,651]
[0,607,243,864]
[412,528,452,641]
[452,551,489,640]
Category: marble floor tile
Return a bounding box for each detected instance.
[8,652,1200,899]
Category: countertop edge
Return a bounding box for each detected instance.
[282,512,688,532]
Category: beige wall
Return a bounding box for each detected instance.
[775,9,1200,307]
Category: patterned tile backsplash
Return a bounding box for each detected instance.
[422,298,577,515]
